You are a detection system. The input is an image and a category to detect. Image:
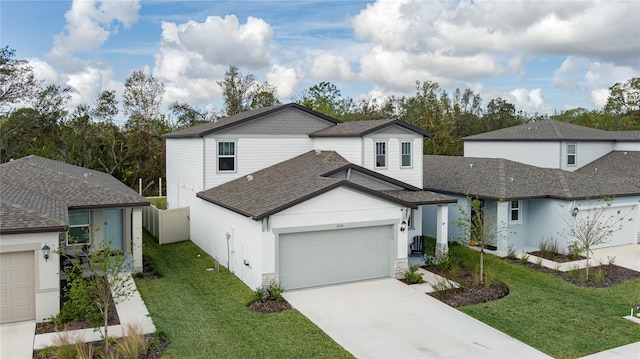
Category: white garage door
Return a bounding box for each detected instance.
[279,225,392,290]
[0,251,36,324]
[585,205,637,249]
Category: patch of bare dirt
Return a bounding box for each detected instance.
[248,299,292,313]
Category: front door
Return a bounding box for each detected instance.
[103,209,123,251]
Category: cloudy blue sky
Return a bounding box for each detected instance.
[2,0,639,116]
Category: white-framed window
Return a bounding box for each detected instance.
[218,141,236,172]
[401,141,412,168]
[67,210,90,245]
[509,200,522,223]
[375,141,387,168]
[567,143,576,166]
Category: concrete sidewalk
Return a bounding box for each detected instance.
[285,278,551,359]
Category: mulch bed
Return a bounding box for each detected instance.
[505,258,640,287]
[248,299,292,313]
[422,268,510,307]
[528,251,585,263]
[33,334,168,359]
[35,305,119,334]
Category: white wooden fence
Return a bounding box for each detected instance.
[143,205,190,244]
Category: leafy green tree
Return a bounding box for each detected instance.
[295,81,353,120]
[169,101,216,128]
[0,46,41,115]
[93,90,119,125]
[123,70,165,134]
[218,65,256,116]
[604,77,640,130]
[249,81,280,110]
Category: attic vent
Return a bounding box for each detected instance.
[246,175,253,181]
[469,163,474,168]
[594,168,598,173]
[315,150,321,155]
[624,151,628,156]
[83,172,92,178]
[508,177,515,183]
[527,127,531,130]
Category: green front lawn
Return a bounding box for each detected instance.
[455,246,640,359]
[135,231,353,358]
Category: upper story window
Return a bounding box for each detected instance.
[375,141,387,168]
[218,141,236,172]
[567,143,576,166]
[510,200,522,224]
[68,210,90,245]
[401,141,412,168]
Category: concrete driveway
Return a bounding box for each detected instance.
[284,279,550,359]
[591,244,640,271]
[0,322,35,359]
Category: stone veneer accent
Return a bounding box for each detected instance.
[261,273,279,288]
[394,259,409,279]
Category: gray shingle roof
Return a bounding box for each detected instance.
[576,151,640,188]
[197,150,453,220]
[422,155,640,200]
[463,119,640,142]
[1,155,149,234]
[310,119,432,137]
[162,103,340,138]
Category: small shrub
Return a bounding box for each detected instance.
[535,258,543,269]
[593,267,605,285]
[134,272,144,279]
[266,281,285,302]
[538,238,559,260]
[49,333,81,359]
[607,256,616,267]
[520,253,530,265]
[567,243,584,261]
[437,255,452,272]
[423,255,437,266]
[568,265,580,280]
[448,264,461,279]
[430,277,457,299]
[252,286,268,303]
[115,325,148,359]
[404,264,424,284]
[506,246,518,260]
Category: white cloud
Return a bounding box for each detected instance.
[27,58,58,84]
[508,88,550,114]
[49,0,140,58]
[176,15,273,68]
[266,64,299,99]
[310,52,355,81]
[590,88,610,108]
[65,66,120,108]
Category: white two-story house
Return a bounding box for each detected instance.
[163,104,454,291]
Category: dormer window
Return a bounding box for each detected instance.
[567,143,576,166]
[218,141,236,172]
[401,141,412,168]
[375,142,387,169]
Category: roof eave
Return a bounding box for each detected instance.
[0,225,66,235]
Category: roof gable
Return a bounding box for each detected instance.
[310,119,431,138]
[162,103,339,138]
[197,150,451,220]
[463,119,640,142]
[576,151,640,188]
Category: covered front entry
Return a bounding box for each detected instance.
[279,225,392,290]
[0,251,36,324]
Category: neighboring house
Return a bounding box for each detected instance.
[422,155,640,254]
[462,119,640,171]
[0,155,148,324]
[163,103,455,291]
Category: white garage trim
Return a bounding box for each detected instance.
[278,225,393,290]
[0,251,36,324]
[583,205,638,249]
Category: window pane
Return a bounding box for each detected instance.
[219,142,235,156]
[69,211,89,225]
[511,210,519,221]
[375,142,386,167]
[69,227,90,244]
[219,157,235,171]
[401,142,411,167]
[511,201,519,209]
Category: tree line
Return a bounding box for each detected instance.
[1,46,638,195]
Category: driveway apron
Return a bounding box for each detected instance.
[284,278,550,359]
[0,322,35,359]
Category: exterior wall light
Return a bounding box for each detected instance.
[572,207,579,217]
[400,220,407,232]
[42,244,51,262]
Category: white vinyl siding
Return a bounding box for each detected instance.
[217,141,236,172]
[560,141,614,171]
[165,138,204,209]
[375,141,387,168]
[401,141,412,168]
[363,136,423,188]
[566,143,576,166]
[204,136,314,192]
[312,137,363,165]
[464,141,561,168]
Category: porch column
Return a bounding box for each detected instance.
[436,204,449,260]
[132,207,143,272]
[496,201,509,252]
